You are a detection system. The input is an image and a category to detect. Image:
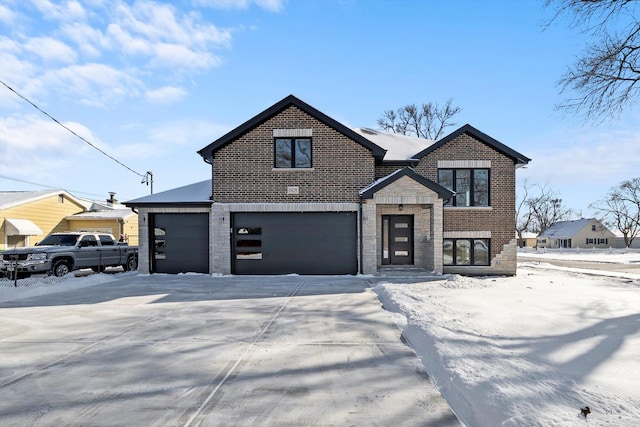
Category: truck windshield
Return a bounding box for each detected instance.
[38,235,79,246]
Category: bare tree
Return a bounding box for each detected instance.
[516,179,535,243]
[546,0,640,119]
[377,99,462,140]
[524,183,574,234]
[590,177,640,247]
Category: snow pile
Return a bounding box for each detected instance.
[0,271,132,303]
[374,268,640,426]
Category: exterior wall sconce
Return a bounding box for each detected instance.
[398,204,404,211]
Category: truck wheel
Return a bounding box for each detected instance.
[124,256,138,271]
[52,260,71,277]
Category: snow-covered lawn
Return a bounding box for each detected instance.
[374,260,640,426]
[518,247,640,264]
[1,256,639,427]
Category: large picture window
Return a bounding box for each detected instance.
[443,238,490,266]
[274,138,312,168]
[438,168,489,206]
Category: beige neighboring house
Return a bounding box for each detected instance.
[0,190,86,250]
[66,208,138,245]
[517,231,537,248]
[1,190,138,251]
[537,218,616,249]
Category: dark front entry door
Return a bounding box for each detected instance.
[382,215,414,265]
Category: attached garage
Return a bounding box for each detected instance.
[150,213,209,274]
[232,212,357,275]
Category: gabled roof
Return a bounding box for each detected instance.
[359,167,454,199]
[197,95,387,162]
[539,218,599,238]
[413,124,531,165]
[0,190,87,210]
[124,180,212,207]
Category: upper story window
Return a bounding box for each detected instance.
[274,138,312,168]
[438,168,489,207]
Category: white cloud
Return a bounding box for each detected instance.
[24,36,78,64]
[517,128,640,213]
[0,114,96,179]
[144,86,187,104]
[62,22,109,57]
[0,4,16,24]
[195,0,285,12]
[42,63,142,107]
[31,0,87,22]
[151,42,222,70]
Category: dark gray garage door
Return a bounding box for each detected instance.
[233,212,357,275]
[151,213,209,274]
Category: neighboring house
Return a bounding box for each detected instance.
[612,230,640,249]
[0,190,86,250]
[1,190,138,251]
[126,95,530,276]
[537,218,616,249]
[517,232,538,248]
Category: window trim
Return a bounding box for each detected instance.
[443,238,491,266]
[438,168,490,207]
[274,137,313,169]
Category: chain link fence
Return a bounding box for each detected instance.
[0,267,125,288]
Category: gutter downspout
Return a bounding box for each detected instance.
[359,200,363,275]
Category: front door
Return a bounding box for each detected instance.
[382,215,414,265]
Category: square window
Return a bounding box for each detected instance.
[275,138,312,168]
[438,168,489,207]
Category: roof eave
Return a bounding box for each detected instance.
[197,95,387,162]
[413,124,532,165]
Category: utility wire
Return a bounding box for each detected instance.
[0,79,146,179]
[0,175,106,199]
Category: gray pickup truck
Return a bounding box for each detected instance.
[0,232,138,278]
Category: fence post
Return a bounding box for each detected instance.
[12,255,18,288]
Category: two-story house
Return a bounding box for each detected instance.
[126,95,530,276]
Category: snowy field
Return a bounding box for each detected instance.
[1,255,639,427]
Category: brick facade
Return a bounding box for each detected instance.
[413,133,518,274]
[129,96,527,276]
[212,105,376,203]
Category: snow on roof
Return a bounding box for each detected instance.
[66,209,136,220]
[0,190,86,210]
[352,128,434,161]
[125,180,212,205]
[540,218,594,238]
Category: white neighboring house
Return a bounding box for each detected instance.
[612,230,640,249]
[537,218,616,249]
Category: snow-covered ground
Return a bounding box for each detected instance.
[1,254,639,427]
[518,247,640,264]
[373,253,640,427]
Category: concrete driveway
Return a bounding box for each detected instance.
[0,275,459,426]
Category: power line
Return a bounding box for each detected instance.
[0,79,147,180]
[0,175,106,198]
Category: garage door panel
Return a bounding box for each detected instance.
[152,213,209,274]
[233,212,357,275]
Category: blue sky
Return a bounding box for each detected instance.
[1,0,638,216]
